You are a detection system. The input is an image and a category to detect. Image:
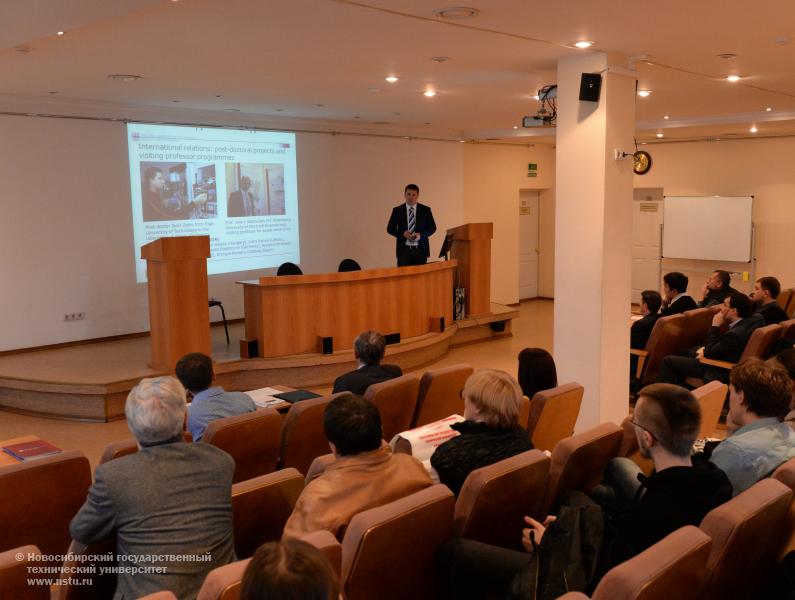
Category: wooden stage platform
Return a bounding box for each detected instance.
[0,304,518,422]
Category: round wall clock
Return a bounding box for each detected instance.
[633,150,652,175]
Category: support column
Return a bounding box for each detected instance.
[553,52,636,429]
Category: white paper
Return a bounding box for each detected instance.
[246,386,286,408]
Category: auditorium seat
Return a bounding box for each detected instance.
[772,457,795,559]
[777,288,793,313]
[0,451,91,569]
[0,544,48,600]
[556,526,712,600]
[631,313,685,385]
[340,485,454,600]
[279,394,340,475]
[300,530,342,578]
[454,449,550,549]
[363,374,420,440]
[56,538,117,600]
[276,262,302,275]
[541,422,623,515]
[691,381,728,439]
[137,593,178,600]
[411,364,473,428]
[526,382,583,451]
[618,416,653,475]
[779,317,795,340]
[203,408,281,483]
[338,258,362,272]
[698,478,792,600]
[679,306,721,351]
[99,432,193,464]
[232,468,304,558]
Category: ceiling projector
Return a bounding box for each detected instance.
[522,84,557,128]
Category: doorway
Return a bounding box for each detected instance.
[632,188,664,305]
[519,190,540,300]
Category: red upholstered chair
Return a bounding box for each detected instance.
[137,593,179,600]
[778,317,795,340]
[454,449,550,548]
[231,468,304,559]
[411,364,473,427]
[618,416,653,475]
[526,382,583,451]
[698,478,793,600]
[363,374,420,441]
[279,394,339,475]
[300,530,342,579]
[203,408,282,483]
[679,307,721,351]
[340,485,455,600]
[777,289,793,313]
[0,545,49,600]
[541,422,623,515]
[0,451,92,570]
[99,431,193,464]
[632,313,685,385]
[556,526,712,600]
[55,538,117,600]
[691,381,727,439]
[772,457,795,559]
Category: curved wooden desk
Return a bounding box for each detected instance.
[238,261,457,357]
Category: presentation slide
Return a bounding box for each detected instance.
[127,123,299,282]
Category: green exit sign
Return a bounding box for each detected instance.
[527,163,537,171]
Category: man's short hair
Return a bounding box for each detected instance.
[323,393,382,456]
[463,369,522,429]
[714,270,731,288]
[404,183,420,194]
[730,358,792,419]
[175,352,214,393]
[143,166,162,185]
[756,276,781,299]
[641,290,662,314]
[125,376,186,446]
[240,538,339,600]
[636,383,701,457]
[663,272,688,294]
[728,291,753,319]
[354,330,386,366]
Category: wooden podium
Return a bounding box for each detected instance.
[446,223,493,317]
[141,236,211,370]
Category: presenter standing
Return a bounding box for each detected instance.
[386,184,436,266]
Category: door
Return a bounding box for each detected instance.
[519,190,540,300]
[632,188,664,305]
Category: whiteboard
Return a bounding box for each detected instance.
[662,196,753,262]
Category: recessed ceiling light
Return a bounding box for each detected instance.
[637,90,652,97]
[573,40,594,49]
[716,53,736,60]
[108,74,143,82]
[424,90,437,97]
[56,31,65,36]
[430,56,450,62]
[750,126,758,133]
[663,115,670,119]
[766,106,773,111]
[656,133,664,138]
[385,76,399,83]
[726,74,741,82]
[531,95,540,100]
[458,140,466,143]
[513,126,518,129]
[432,6,480,20]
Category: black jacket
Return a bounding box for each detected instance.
[756,302,789,325]
[332,363,403,396]
[700,286,736,308]
[631,313,661,350]
[661,295,697,316]
[386,203,436,259]
[703,317,762,363]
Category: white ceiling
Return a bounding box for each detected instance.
[1,0,794,144]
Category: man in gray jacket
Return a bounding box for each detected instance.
[70,376,236,599]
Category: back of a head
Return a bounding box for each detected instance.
[125,376,187,446]
[175,352,213,394]
[517,348,557,399]
[241,539,339,600]
[323,393,382,456]
[636,383,701,457]
[729,291,753,318]
[730,358,792,419]
[354,330,385,366]
[464,368,523,429]
[664,271,688,294]
[641,289,663,314]
[757,276,781,299]
[715,270,731,288]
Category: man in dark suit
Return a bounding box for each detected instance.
[699,270,736,308]
[70,376,236,599]
[660,271,697,316]
[228,175,259,217]
[657,292,761,385]
[751,276,789,325]
[631,290,662,378]
[386,183,437,266]
[333,330,402,395]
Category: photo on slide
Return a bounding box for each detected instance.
[225,162,286,217]
[140,161,218,222]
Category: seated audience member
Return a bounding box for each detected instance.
[710,358,795,495]
[70,376,236,600]
[282,393,431,539]
[517,347,558,399]
[699,269,736,308]
[769,348,795,428]
[430,369,533,496]
[657,292,761,385]
[440,383,731,598]
[631,290,662,377]
[241,538,339,600]
[176,352,256,442]
[660,271,697,316]
[751,276,789,325]
[332,330,402,395]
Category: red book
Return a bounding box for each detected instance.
[3,439,62,461]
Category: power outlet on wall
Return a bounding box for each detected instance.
[64,312,86,322]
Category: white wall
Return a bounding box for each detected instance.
[0,114,465,351]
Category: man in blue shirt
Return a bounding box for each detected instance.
[176,352,256,442]
[710,357,795,495]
